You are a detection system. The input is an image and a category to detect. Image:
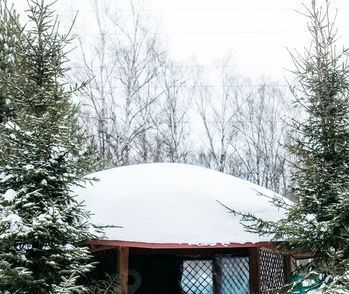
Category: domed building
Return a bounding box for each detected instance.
[76,163,295,294]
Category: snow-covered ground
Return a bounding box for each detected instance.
[75,163,289,245]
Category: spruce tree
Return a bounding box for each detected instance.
[0,0,21,123]
[0,1,94,293]
[242,1,349,292]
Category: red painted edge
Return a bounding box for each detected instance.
[87,239,277,249]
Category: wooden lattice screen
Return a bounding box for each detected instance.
[180,256,250,293]
[214,256,250,294]
[181,259,213,293]
[259,249,287,294]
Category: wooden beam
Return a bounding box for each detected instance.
[89,245,115,253]
[129,246,249,256]
[290,251,315,259]
[117,247,129,294]
[248,247,261,294]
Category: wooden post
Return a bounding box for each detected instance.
[248,248,261,294]
[117,247,129,294]
[284,254,293,291]
[212,258,222,294]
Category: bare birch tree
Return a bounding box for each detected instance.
[196,59,244,172]
[151,61,194,163]
[75,0,164,166]
[196,57,290,194]
[231,79,291,195]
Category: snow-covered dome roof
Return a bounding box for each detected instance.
[76,163,287,246]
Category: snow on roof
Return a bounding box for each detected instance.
[75,163,287,246]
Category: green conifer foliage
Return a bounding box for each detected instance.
[0,1,94,293]
[0,1,21,123]
[241,1,349,292]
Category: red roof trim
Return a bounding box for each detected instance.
[88,239,276,249]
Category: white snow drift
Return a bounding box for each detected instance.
[75,163,288,245]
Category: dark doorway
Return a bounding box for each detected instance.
[129,255,183,294]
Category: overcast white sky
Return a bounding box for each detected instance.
[13,0,349,80]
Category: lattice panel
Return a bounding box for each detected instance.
[181,260,213,293]
[215,256,249,294]
[181,256,250,294]
[259,249,286,293]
